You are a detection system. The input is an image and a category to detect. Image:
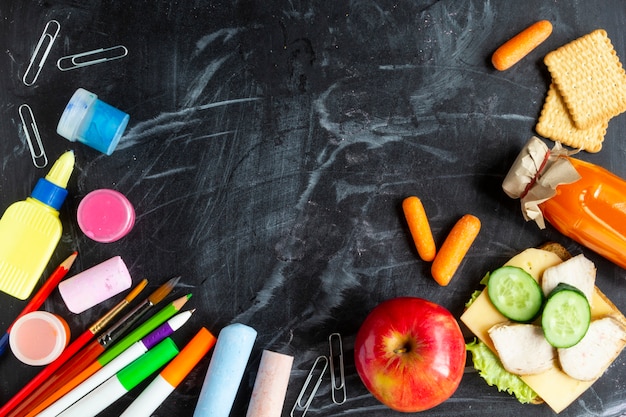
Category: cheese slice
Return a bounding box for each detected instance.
[461,248,626,414]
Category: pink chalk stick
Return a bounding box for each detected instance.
[246,350,294,417]
[58,256,132,314]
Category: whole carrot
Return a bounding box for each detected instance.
[492,20,552,71]
[431,214,481,286]
[402,196,436,262]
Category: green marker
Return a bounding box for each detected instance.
[57,338,179,417]
[98,293,191,366]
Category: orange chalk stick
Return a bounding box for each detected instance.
[431,214,481,286]
[402,196,436,262]
[492,20,552,71]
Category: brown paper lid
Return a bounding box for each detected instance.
[502,137,581,228]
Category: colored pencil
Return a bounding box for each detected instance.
[11,290,188,417]
[34,310,195,417]
[0,252,77,356]
[7,277,178,417]
[0,279,147,417]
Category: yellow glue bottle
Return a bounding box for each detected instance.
[0,151,75,299]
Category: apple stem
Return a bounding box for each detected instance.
[393,344,410,354]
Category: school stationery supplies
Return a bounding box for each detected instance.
[33,310,195,417]
[0,280,146,417]
[22,19,60,86]
[290,356,328,417]
[245,350,294,417]
[328,332,347,405]
[97,293,192,366]
[193,323,257,417]
[9,311,70,366]
[10,277,179,417]
[18,103,48,168]
[59,256,132,314]
[120,327,217,417]
[0,252,77,356]
[57,88,130,155]
[56,338,180,417]
[56,45,128,71]
[77,189,135,243]
[0,151,75,300]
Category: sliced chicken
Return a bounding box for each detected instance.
[541,254,595,305]
[558,316,626,381]
[489,322,556,375]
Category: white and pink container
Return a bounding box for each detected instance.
[9,311,70,366]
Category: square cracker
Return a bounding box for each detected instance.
[536,83,607,153]
[544,29,626,130]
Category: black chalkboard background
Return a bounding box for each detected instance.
[0,1,625,416]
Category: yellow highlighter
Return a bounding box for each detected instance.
[0,151,75,299]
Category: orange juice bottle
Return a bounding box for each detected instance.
[503,137,626,270]
[0,151,75,299]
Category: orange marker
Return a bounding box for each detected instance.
[492,20,552,71]
[118,328,217,417]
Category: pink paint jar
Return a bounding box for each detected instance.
[77,189,135,243]
[9,311,70,366]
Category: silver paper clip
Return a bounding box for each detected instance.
[291,356,328,417]
[18,104,48,168]
[56,45,128,71]
[328,333,347,404]
[22,19,60,86]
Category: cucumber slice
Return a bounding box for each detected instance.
[487,266,543,322]
[541,283,591,348]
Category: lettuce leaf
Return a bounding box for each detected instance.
[466,338,539,404]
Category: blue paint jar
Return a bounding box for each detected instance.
[56,88,129,155]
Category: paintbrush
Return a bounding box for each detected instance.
[0,279,148,417]
[7,277,180,417]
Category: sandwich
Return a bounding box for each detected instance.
[461,243,626,413]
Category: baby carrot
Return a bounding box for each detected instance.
[492,20,552,71]
[402,196,436,262]
[431,214,481,286]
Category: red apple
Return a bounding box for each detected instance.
[354,297,466,412]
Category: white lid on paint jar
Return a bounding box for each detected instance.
[58,256,132,314]
[9,311,70,366]
[56,88,97,141]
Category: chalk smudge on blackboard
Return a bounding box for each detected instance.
[223,1,506,339]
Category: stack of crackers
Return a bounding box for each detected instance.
[536,29,626,153]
